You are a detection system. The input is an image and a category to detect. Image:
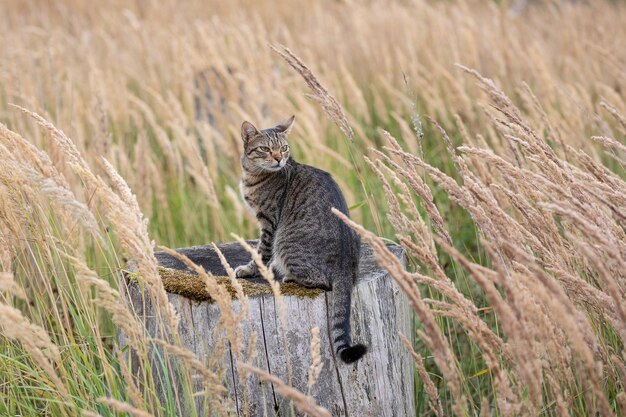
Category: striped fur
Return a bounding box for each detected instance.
[235,116,367,364]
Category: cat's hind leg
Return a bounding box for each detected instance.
[268,258,285,281]
[283,263,332,291]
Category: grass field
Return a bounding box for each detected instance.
[0,0,625,415]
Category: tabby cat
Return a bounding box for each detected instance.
[234,116,367,364]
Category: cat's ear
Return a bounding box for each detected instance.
[241,121,259,145]
[274,115,295,135]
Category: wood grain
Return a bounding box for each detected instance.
[119,241,414,417]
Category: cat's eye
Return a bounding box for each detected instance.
[258,146,270,152]
[280,145,289,152]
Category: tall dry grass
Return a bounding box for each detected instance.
[0,0,624,415]
[335,66,626,414]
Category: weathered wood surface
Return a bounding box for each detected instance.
[119,241,414,417]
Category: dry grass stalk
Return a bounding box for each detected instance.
[10,104,93,175]
[97,398,155,417]
[383,143,500,246]
[363,156,407,237]
[211,242,249,315]
[0,123,71,190]
[331,208,467,415]
[81,412,104,417]
[379,66,620,412]
[233,235,294,388]
[599,100,626,134]
[400,333,443,417]
[156,244,254,414]
[501,241,614,416]
[397,239,508,370]
[67,253,145,350]
[0,304,68,397]
[307,326,323,393]
[239,363,331,417]
[590,135,626,155]
[378,131,452,242]
[210,240,255,413]
[157,245,240,353]
[150,337,229,412]
[480,397,491,417]
[369,139,511,383]
[545,373,571,417]
[270,44,354,141]
[433,238,524,413]
[565,235,626,343]
[0,271,26,300]
[150,338,221,384]
[116,347,145,409]
[619,393,626,417]
[12,106,180,331]
[0,126,102,244]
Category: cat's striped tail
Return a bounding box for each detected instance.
[328,269,367,364]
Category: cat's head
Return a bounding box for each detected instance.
[240,116,295,173]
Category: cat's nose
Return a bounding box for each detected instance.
[272,153,282,162]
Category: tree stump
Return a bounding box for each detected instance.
[119,241,414,417]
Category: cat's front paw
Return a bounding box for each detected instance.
[234,262,258,278]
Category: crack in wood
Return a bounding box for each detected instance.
[259,298,279,413]
[227,341,241,416]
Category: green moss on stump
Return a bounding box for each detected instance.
[152,267,324,303]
